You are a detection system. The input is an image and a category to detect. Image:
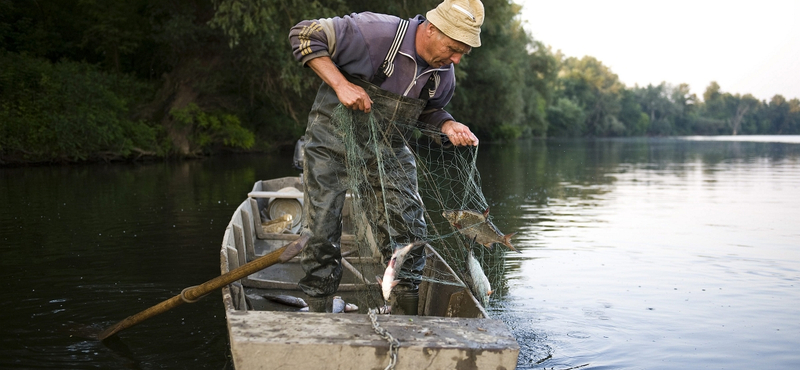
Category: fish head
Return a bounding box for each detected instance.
[442,210,457,223]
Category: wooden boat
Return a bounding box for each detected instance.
[220,177,519,369]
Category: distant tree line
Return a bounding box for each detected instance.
[1,0,798,164]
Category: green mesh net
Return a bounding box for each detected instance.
[331,104,508,312]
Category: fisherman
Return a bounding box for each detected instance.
[289,0,483,313]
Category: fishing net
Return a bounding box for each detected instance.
[331,104,509,313]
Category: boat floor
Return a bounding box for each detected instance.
[243,286,380,314]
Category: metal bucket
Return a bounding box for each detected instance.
[267,187,303,233]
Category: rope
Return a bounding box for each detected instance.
[368,308,400,370]
[179,285,209,303]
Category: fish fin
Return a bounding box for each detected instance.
[483,207,490,218]
[487,290,493,296]
[375,275,383,285]
[503,232,521,253]
[391,280,400,288]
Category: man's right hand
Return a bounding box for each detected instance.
[333,82,373,113]
[307,57,373,113]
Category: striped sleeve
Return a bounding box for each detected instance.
[289,20,331,65]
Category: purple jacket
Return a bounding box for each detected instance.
[289,13,456,128]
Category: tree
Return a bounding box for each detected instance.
[618,88,648,136]
[555,56,624,136]
[670,83,697,135]
[726,94,759,135]
[696,81,728,134]
[546,97,585,137]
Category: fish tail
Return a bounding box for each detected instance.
[503,232,521,253]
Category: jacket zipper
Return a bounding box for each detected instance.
[398,51,448,97]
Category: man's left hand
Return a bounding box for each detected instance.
[441,120,479,146]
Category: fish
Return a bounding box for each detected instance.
[260,294,308,308]
[332,296,345,313]
[262,214,293,234]
[375,241,426,303]
[464,249,493,306]
[344,303,359,313]
[442,208,519,253]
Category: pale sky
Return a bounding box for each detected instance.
[518,0,800,102]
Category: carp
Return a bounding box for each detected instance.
[442,208,519,253]
[464,249,493,306]
[260,294,308,308]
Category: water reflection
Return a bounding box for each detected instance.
[0,154,299,369]
[479,137,800,370]
[2,139,800,369]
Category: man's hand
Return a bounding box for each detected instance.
[441,120,479,146]
[333,81,373,113]
[307,56,373,113]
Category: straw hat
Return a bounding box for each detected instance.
[426,0,484,48]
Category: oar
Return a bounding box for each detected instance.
[98,235,310,341]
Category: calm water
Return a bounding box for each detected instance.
[2,137,799,369]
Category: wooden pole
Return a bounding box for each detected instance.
[98,235,309,341]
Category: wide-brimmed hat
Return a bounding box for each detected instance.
[426,0,484,47]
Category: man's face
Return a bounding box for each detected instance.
[423,24,471,68]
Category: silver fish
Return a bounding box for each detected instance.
[332,296,345,313]
[375,241,425,303]
[442,208,519,253]
[260,294,308,308]
[344,303,359,313]
[464,249,493,306]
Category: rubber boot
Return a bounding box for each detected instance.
[391,288,419,316]
[306,296,330,313]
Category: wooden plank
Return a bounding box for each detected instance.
[227,246,240,271]
[227,311,519,370]
[233,224,246,268]
[240,209,255,261]
[250,198,269,240]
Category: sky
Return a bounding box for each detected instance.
[517,0,800,102]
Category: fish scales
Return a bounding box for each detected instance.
[260,294,308,308]
[464,249,492,306]
[442,208,519,253]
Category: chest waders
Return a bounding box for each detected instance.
[299,19,438,314]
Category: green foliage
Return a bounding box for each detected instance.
[169,103,255,153]
[546,97,586,137]
[4,0,800,165]
[448,0,556,141]
[209,0,348,124]
[618,89,649,135]
[555,56,624,137]
[0,52,161,163]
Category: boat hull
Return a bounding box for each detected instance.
[221,178,519,369]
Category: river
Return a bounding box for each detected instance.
[1,137,799,369]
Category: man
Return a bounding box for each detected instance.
[288,0,483,313]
